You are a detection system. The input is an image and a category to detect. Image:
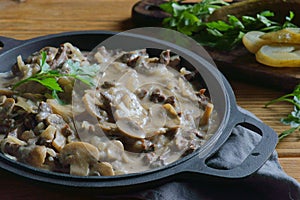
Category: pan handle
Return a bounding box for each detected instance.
[179,107,278,179]
[0,36,24,54]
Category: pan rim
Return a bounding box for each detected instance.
[0,30,232,188]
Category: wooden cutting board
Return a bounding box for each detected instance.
[131,0,300,92]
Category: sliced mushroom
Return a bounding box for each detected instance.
[15,96,38,113]
[28,146,47,166]
[46,114,66,127]
[0,135,27,156]
[52,130,66,152]
[117,70,139,92]
[116,118,146,139]
[104,140,125,161]
[0,96,6,105]
[19,130,36,142]
[94,46,122,64]
[16,55,33,78]
[82,92,102,119]
[168,55,180,68]
[98,121,117,132]
[0,89,14,97]
[50,44,69,69]
[110,87,147,123]
[199,102,214,126]
[143,104,167,138]
[92,162,115,176]
[46,147,57,157]
[0,97,15,116]
[19,145,47,167]
[47,99,73,122]
[159,50,171,65]
[163,104,181,129]
[163,103,178,117]
[39,125,56,144]
[57,77,74,103]
[36,101,52,122]
[59,142,99,176]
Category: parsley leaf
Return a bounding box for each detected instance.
[29,77,63,92]
[12,51,64,92]
[65,60,100,87]
[13,51,99,103]
[160,1,298,50]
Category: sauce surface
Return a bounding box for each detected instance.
[0,43,216,176]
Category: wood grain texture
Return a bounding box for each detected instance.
[0,0,299,198]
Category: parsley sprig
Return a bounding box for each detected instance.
[160,0,297,50]
[13,51,99,103]
[160,0,229,35]
[265,84,300,140]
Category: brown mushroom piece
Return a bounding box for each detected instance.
[159,49,171,65]
[104,140,126,161]
[0,135,27,157]
[0,97,15,116]
[52,129,66,153]
[199,102,214,126]
[46,113,66,128]
[163,103,181,129]
[117,70,139,92]
[91,162,115,176]
[19,145,47,167]
[143,104,168,138]
[36,101,52,122]
[20,130,36,142]
[45,114,68,151]
[82,92,103,120]
[39,125,56,145]
[59,142,100,176]
[50,44,69,69]
[15,96,38,113]
[47,99,73,122]
[0,89,14,97]
[116,118,146,139]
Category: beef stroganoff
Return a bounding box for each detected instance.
[0,43,216,176]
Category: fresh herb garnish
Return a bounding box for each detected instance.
[265,84,300,140]
[160,1,297,50]
[160,0,229,35]
[12,52,63,92]
[13,51,99,103]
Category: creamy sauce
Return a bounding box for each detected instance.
[0,43,216,176]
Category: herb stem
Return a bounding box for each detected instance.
[265,84,300,141]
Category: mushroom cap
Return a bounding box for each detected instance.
[116,118,146,139]
[59,141,99,165]
[59,142,100,176]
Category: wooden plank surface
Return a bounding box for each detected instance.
[0,0,299,197]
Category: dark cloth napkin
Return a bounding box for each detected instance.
[132,108,300,200]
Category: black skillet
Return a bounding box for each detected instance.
[0,30,278,194]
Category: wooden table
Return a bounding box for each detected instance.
[0,0,299,199]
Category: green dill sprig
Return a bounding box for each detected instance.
[265,84,300,141]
